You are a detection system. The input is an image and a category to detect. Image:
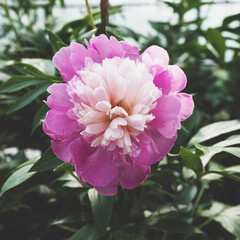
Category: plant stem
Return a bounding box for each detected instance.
[162,231,167,240]
[84,0,96,30]
[198,216,215,229]
[100,0,109,33]
[190,181,208,218]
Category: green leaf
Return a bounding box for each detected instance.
[223,147,240,158]
[0,76,44,93]
[8,84,50,113]
[180,147,203,175]
[13,62,59,81]
[215,135,240,147]
[200,201,240,238]
[175,185,197,206]
[223,13,240,26]
[189,120,240,145]
[147,219,195,233]
[30,147,62,172]
[21,58,56,76]
[53,162,75,172]
[88,188,114,230]
[205,28,226,62]
[0,161,37,197]
[113,228,144,240]
[68,224,101,240]
[46,29,66,53]
[207,171,240,182]
[31,104,49,135]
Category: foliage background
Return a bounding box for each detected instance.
[0,0,240,239]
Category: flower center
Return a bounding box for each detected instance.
[68,57,161,154]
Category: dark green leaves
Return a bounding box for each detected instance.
[68,224,101,240]
[0,76,42,93]
[148,219,195,234]
[88,188,114,230]
[8,84,50,113]
[30,147,62,172]
[180,146,203,175]
[0,159,37,197]
[31,104,49,134]
[13,62,59,81]
[46,29,66,53]
[205,28,226,63]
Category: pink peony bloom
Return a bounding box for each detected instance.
[43,34,194,196]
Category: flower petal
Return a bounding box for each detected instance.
[46,83,72,110]
[71,139,118,186]
[153,69,172,94]
[120,160,151,189]
[150,95,181,138]
[120,41,139,60]
[51,133,80,164]
[52,46,76,82]
[177,93,194,121]
[146,128,177,164]
[168,65,187,94]
[89,34,125,60]
[43,109,80,140]
[142,45,169,69]
[95,176,120,196]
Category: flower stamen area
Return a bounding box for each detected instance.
[67,57,161,154]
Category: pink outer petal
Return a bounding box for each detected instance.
[52,46,76,82]
[168,65,187,94]
[150,95,181,138]
[69,43,89,72]
[88,35,125,60]
[70,139,118,186]
[43,109,80,140]
[132,129,177,165]
[120,159,151,189]
[45,83,72,110]
[141,45,169,68]
[120,41,139,60]
[153,69,172,94]
[51,133,80,164]
[147,128,177,164]
[177,93,194,121]
[95,176,120,196]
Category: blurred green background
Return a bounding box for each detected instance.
[0,1,240,239]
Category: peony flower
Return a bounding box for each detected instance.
[43,34,194,196]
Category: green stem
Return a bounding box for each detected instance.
[84,0,96,30]
[198,216,215,229]
[190,181,208,218]
[67,170,81,183]
[162,231,167,240]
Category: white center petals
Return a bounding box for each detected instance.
[67,57,161,154]
[95,101,111,112]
